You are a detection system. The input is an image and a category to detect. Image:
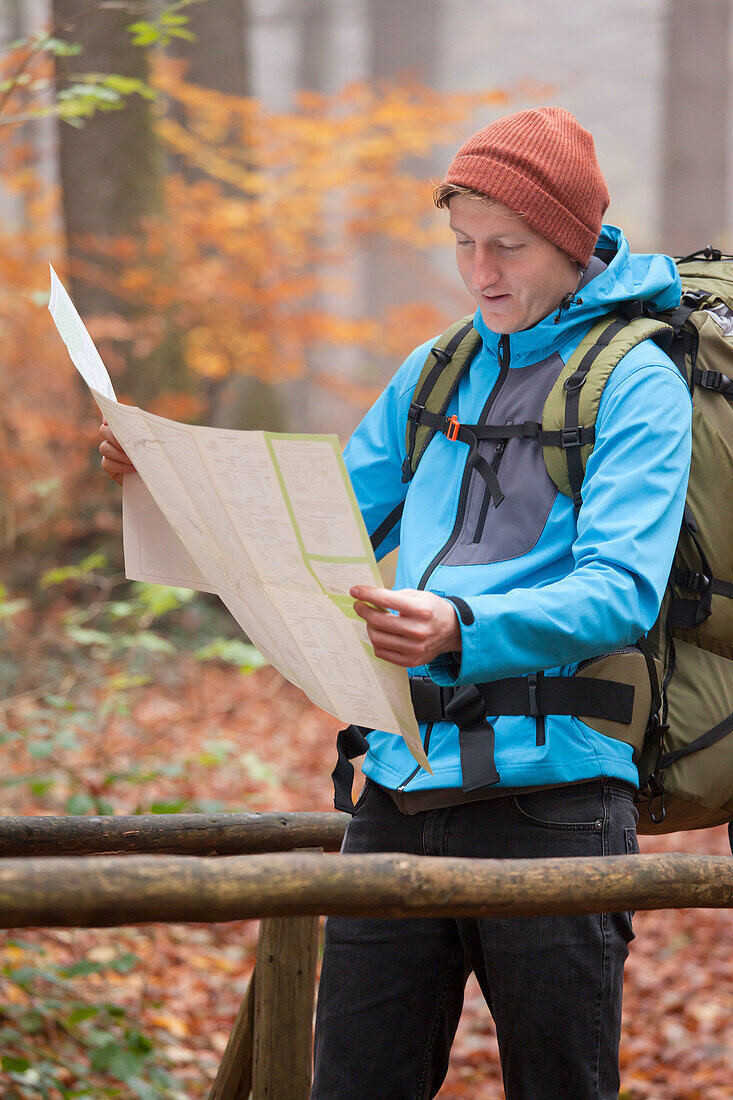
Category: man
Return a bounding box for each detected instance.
[101,109,692,1098]
[310,108,692,1100]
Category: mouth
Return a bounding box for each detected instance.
[481,293,511,305]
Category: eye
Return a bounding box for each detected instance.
[456,238,473,248]
[499,243,520,253]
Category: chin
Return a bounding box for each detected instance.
[479,308,521,334]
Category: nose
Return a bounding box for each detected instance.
[473,249,501,291]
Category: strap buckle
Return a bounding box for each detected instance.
[682,571,710,593]
[698,368,730,392]
[408,401,424,423]
[445,414,461,442]
[561,425,584,447]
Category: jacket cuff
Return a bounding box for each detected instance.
[426,595,475,685]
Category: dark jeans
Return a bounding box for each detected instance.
[312,778,638,1100]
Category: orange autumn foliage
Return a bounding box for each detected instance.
[0,56,509,549]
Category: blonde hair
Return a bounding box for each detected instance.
[433,182,524,219]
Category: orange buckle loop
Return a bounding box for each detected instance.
[446,415,461,441]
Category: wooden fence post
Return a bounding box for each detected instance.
[208,970,255,1100]
[252,915,320,1100]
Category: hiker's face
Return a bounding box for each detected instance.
[449,195,580,334]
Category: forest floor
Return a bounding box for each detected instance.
[0,650,731,1099]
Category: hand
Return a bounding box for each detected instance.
[99,420,136,486]
[351,585,461,668]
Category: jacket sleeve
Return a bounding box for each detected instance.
[343,338,436,560]
[428,345,693,684]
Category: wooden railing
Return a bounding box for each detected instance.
[1,812,731,1100]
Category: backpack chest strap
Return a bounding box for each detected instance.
[408,402,597,449]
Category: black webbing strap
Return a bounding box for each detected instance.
[407,406,596,449]
[369,500,405,553]
[407,406,506,507]
[332,724,371,814]
[562,317,629,509]
[410,674,635,725]
[331,670,637,811]
[670,513,718,629]
[444,685,500,791]
[674,568,733,600]
[659,710,733,769]
[405,320,475,477]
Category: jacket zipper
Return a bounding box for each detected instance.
[472,417,512,544]
[397,723,434,791]
[396,334,511,792]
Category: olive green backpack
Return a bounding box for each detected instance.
[405,247,733,834]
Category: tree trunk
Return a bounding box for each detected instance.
[362,0,441,368]
[53,0,161,309]
[168,0,286,430]
[661,0,730,254]
[52,0,173,404]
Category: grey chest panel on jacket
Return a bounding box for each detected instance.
[442,351,565,567]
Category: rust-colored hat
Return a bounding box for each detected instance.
[440,107,609,267]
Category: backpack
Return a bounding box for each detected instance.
[404,246,733,834]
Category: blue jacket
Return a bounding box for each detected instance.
[343,226,693,794]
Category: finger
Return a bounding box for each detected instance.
[366,626,417,654]
[353,600,393,625]
[351,586,427,617]
[371,645,414,667]
[99,423,124,450]
[101,455,134,475]
[99,441,135,468]
[360,610,428,645]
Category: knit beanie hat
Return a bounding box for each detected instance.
[440,107,609,267]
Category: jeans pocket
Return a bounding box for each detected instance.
[511,781,606,831]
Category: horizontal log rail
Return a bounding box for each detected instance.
[0,851,730,929]
[0,812,348,856]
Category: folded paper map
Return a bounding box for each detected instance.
[48,264,427,771]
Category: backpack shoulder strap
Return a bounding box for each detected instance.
[543,313,673,507]
[403,315,480,481]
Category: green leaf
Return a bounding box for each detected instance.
[40,552,107,588]
[45,38,83,58]
[27,739,56,759]
[132,583,194,619]
[193,638,267,671]
[127,22,160,47]
[90,1040,150,1080]
[64,627,112,648]
[149,800,189,814]
[61,959,106,978]
[65,793,96,815]
[124,631,176,655]
[1,1055,30,1072]
[67,1005,100,1025]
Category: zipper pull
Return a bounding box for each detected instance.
[498,333,510,368]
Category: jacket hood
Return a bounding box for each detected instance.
[472,224,682,366]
